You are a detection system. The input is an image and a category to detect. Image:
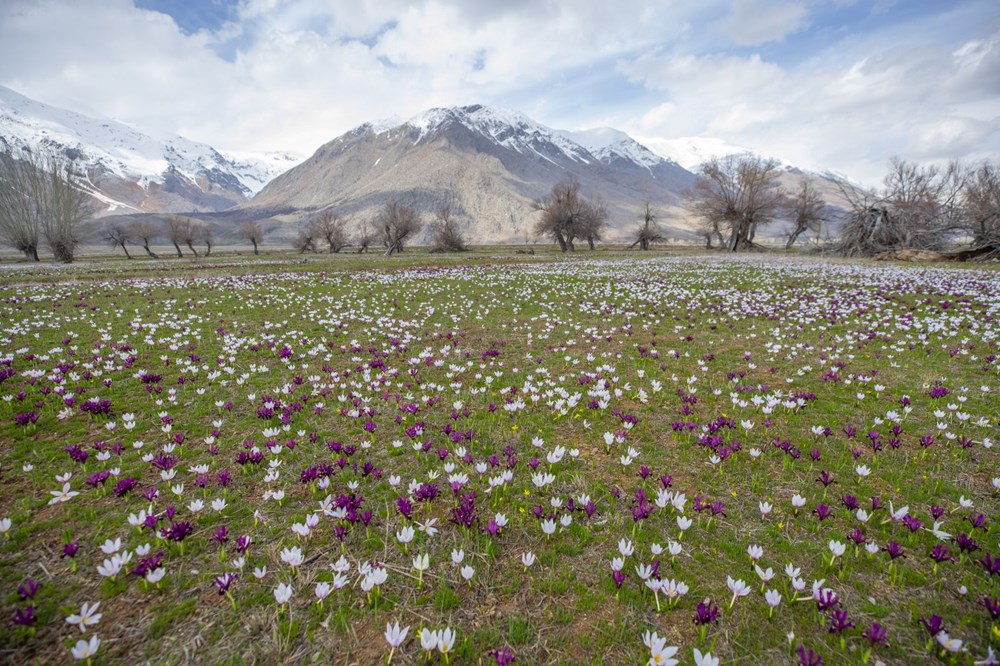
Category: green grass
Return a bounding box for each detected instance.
[0,249,996,664]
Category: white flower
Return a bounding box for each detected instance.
[0,517,11,535]
[70,635,101,660]
[412,553,430,572]
[280,546,304,568]
[384,621,410,648]
[66,602,102,633]
[618,539,634,557]
[677,516,692,531]
[855,464,871,477]
[540,519,556,536]
[693,648,719,666]
[759,501,772,516]
[828,540,846,558]
[49,482,79,505]
[315,582,331,601]
[460,565,475,581]
[437,627,456,654]
[451,548,465,565]
[420,628,439,651]
[100,538,121,554]
[936,632,963,652]
[765,589,781,608]
[755,565,774,583]
[211,498,227,512]
[396,526,414,545]
[791,494,806,508]
[747,544,763,561]
[521,551,536,568]
[274,582,293,604]
[146,568,166,584]
[253,566,268,579]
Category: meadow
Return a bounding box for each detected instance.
[0,250,997,665]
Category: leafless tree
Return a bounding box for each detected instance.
[962,161,1000,247]
[355,219,374,254]
[311,209,349,253]
[832,158,966,256]
[534,178,606,252]
[103,221,132,258]
[629,202,665,250]
[200,224,214,257]
[294,222,318,253]
[785,181,827,249]
[430,203,468,252]
[686,153,784,252]
[181,220,202,257]
[238,221,264,255]
[0,148,91,262]
[378,199,422,256]
[164,216,188,257]
[129,220,159,258]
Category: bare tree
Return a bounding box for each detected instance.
[629,202,665,250]
[355,218,374,254]
[0,149,91,262]
[962,161,1000,247]
[103,221,132,258]
[430,203,468,252]
[311,210,349,253]
[833,158,966,256]
[238,221,264,255]
[129,220,159,258]
[686,154,784,252]
[181,220,201,257]
[378,199,422,256]
[534,178,605,252]
[200,224,214,257]
[294,222,318,253]
[785,181,826,249]
[164,216,188,257]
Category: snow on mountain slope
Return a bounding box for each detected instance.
[557,127,669,170]
[634,135,754,171]
[0,86,300,212]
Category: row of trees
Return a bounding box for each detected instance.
[0,150,91,262]
[685,153,999,256]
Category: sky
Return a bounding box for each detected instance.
[0,0,997,184]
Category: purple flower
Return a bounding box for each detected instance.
[693,600,720,625]
[920,614,946,636]
[611,570,625,588]
[797,645,823,666]
[979,552,1000,577]
[62,540,79,558]
[214,573,236,595]
[955,533,979,553]
[816,471,835,487]
[10,605,36,627]
[882,541,905,560]
[813,504,833,521]
[160,520,194,542]
[815,589,839,611]
[929,544,954,564]
[212,525,229,546]
[17,578,39,600]
[863,622,888,646]
[982,596,1000,620]
[827,608,854,634]
[488,646,516,665]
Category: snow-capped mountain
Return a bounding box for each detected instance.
[0,86,303,215]
[250,104,698,243]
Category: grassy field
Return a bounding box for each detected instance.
[0,249,997,665]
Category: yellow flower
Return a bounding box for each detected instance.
[777,522,784,529]
[511,425,519,432]
[523,489,530,496]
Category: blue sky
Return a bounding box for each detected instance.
[1,0,997,183]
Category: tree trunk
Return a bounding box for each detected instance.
[785,229,804,249]
[185,241,199,257]
[120,242,132,258]
[251,239,259,255]
[587,237,595,250]
[173,242,183,258]
[141,240,158,258]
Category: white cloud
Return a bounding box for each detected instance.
[722,0,808,46]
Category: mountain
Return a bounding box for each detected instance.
[248,104,699,243]
[0,86,303,216]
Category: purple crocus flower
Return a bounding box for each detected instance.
[214,573,236,595]
[62,541,80,558]
[10,605,36,627]
[693,600,720,625]
[17,579,39,600]
[982,596,1000,620]
[920,614,946,636]
[488,646,516,665]
[882,541,905,560]
[979,553,1000,577]
[813,504,833,521]
[797,645,823,666]
[827,609,854,634]
[863,622,888,646]
[929,544,954,564]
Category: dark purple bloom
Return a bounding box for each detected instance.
[797,645,823,666]
[693,600,720,625]
[827,608,854,634]
[214,573,236,595]
[983,596,1000,620]
[396,496,413,520]
[979,552,1000,577]
[17,579,39,600]
[929,544,954,564]
[160,520,194,542]
[113,477,139,498]
[847,528,867,545]
[955,532,979,553]
[813,504,833,521]
[815,589,839,611]
[488,646,516,665]
[882,541,905,560]
[10,605,35,627]
[611,570,625,588]
[900,515,923,532]
[863,622,888,646]
[816,471,834,487]
[212,525,229,546]
[920,614,946,636]
[966,513,988,531]
[62,540,79,558]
